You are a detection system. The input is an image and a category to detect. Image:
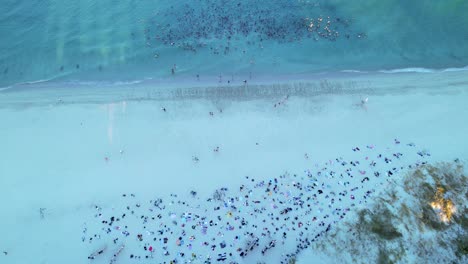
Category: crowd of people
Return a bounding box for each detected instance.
[143,0,364,55]
[83,139,430,263]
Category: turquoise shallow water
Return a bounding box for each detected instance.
[1,0,468,87]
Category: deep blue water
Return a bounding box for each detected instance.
[1,0,467,87]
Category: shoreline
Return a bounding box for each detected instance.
[1,69,467,107]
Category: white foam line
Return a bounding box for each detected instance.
[379,68,435,74]
[341,70,368,73]
[442,65,468,72]
[23,78,55,85]
[0,86,13,92]
[379,65,468,74]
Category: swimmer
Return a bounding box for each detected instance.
[171,64,176,75]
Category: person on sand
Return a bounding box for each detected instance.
[85,139,426,262]
[39,208,46,219]
[360,96,368,111]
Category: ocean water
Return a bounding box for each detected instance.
[1,0,468,87]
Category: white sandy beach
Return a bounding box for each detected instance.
[0,71,467,264]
